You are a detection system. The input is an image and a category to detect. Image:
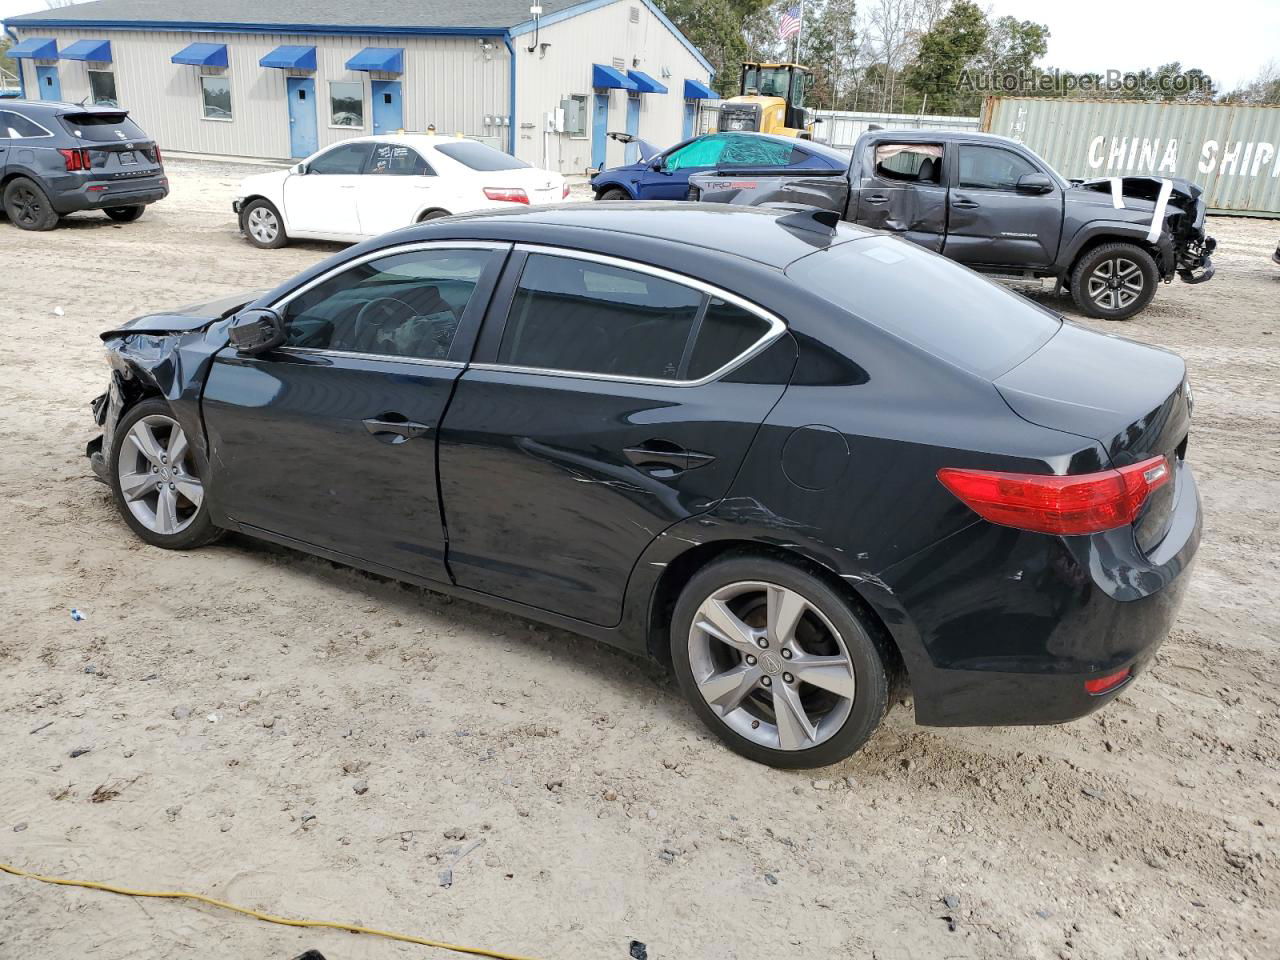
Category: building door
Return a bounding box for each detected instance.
[591,93,609,170]
[625,94,641,163]
[682,101,697,140]
[371,80,403,135]
[35,65,61,101]
[286,77,318,159]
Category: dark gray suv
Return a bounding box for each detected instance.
[0,100,167,231]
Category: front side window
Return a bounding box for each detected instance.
[308,142,373,175]
[957,145,1038,191]
[367,143,433,176]
[664,135,727,172]
[497,254,773,381]
[281,248,493,361]
[88,70,118,107]
[329,81,364,128]
[874,143,943,183]
[200,75,232,120]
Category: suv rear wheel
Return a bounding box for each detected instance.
[104,205,145,223]
[670,556,891,768]
[1070,242,1158,320]
[3,177,59,231]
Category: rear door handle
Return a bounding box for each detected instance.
[363,414,432,444]
[624,440,716,475]
[865,194,889,204]
[952,197,979,209]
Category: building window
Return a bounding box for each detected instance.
[88,70,118,107]
[200,74,232,121]
[329,81,364,128]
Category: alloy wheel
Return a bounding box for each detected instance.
[1087,256,1144,311]
[247,206,279,244]
[116,415,203,536]
[687,581,856,751]
[12,186,42,226]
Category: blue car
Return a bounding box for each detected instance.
[591,131,850,201]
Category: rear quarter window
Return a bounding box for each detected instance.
[786,237,1060,378]
[58,112,148,142]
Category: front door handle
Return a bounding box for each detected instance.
[363,414,432,444]
[865,194,889,204]
[952,197,979,209]
[624,440,716,475]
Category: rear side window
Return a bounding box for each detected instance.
[1,111,52,139]
[786,237,1060,378]
[497,254,775,381]
[873,143,942,183]
[434,141,529,171]
[57,112,146,142]
[308,142,373,175]
[368,143,434,176]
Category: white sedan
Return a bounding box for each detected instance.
[233,135,568,248]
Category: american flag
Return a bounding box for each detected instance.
[778,6,802,42]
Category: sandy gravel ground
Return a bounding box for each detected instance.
[0,159,1277,960]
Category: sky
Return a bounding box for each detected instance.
[3,0,1277,91]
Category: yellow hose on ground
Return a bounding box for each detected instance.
[0,861,542,960]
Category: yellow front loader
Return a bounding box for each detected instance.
[714,63,817,139]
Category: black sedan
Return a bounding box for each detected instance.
[87,203,1201,768]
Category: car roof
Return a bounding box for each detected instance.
[859,128,1025,148]
[388,201,878,269]
[0,99,128,116]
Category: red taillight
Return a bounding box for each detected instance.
[937,455,1171,536]
[1084,667,1131,695]
[58,148,92,172]
[562,182,571,199]
[483,186,529,204]
[153,144,163,166]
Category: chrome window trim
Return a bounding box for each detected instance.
[473,244,787,388]
[267,240,508,365]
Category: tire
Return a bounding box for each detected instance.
[108,398,221,550]
[1070,242,1158,320]
[3,177,60,231]
[104,205,145,223]
[417,209,451,223]
[240,198,288,249]
[670,555,891,768]
[597,188,630,201]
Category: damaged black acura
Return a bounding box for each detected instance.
[688,130,1215,320]
[87,204,1200,767]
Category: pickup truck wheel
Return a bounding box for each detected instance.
[1070,243,1158,320]
[597,188,630,201]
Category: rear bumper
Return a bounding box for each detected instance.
[876,462,1202,727]
[53,175,169,214]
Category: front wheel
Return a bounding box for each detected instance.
[596,188,630,201]
[104,205,145,223]
[1070,242,1158,320]
[240,198,288,249]
[670,556,891,768]
[109,398,220,550]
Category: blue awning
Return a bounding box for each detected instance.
[345,47,403,73]
[260,45,316,70]
[592,63,637,91]
[628,70,667,95]
[684,78,719,100]
[8,37,57,60]
[61,39,112,62]
[171,42,227,67]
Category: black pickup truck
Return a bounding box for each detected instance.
[688,130,1215,320]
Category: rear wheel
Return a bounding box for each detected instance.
[597,188,630,201]
[104,205,145,223]
[1070,242,1158,320]
[417,209,451,223]
[109,398,220,550]
[240,198,288,249]
[3,177,59,231]
[670,556,891,768]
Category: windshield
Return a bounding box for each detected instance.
[433,141,529,171]
[756,68,792,99]
[786,237,1061,379]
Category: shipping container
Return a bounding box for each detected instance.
[983,97,1280,218]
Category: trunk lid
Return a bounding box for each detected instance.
[487,167,565,206]
[995,323,1192,551]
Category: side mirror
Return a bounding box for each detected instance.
[1016,172,1054,195]
[292,162,307,175]
[649,157,666,172]
[228,308,285,355]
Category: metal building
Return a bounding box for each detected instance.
[983,97,1280,218]
[4,0,717,174]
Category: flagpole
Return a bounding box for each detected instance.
[794,0,805,63]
